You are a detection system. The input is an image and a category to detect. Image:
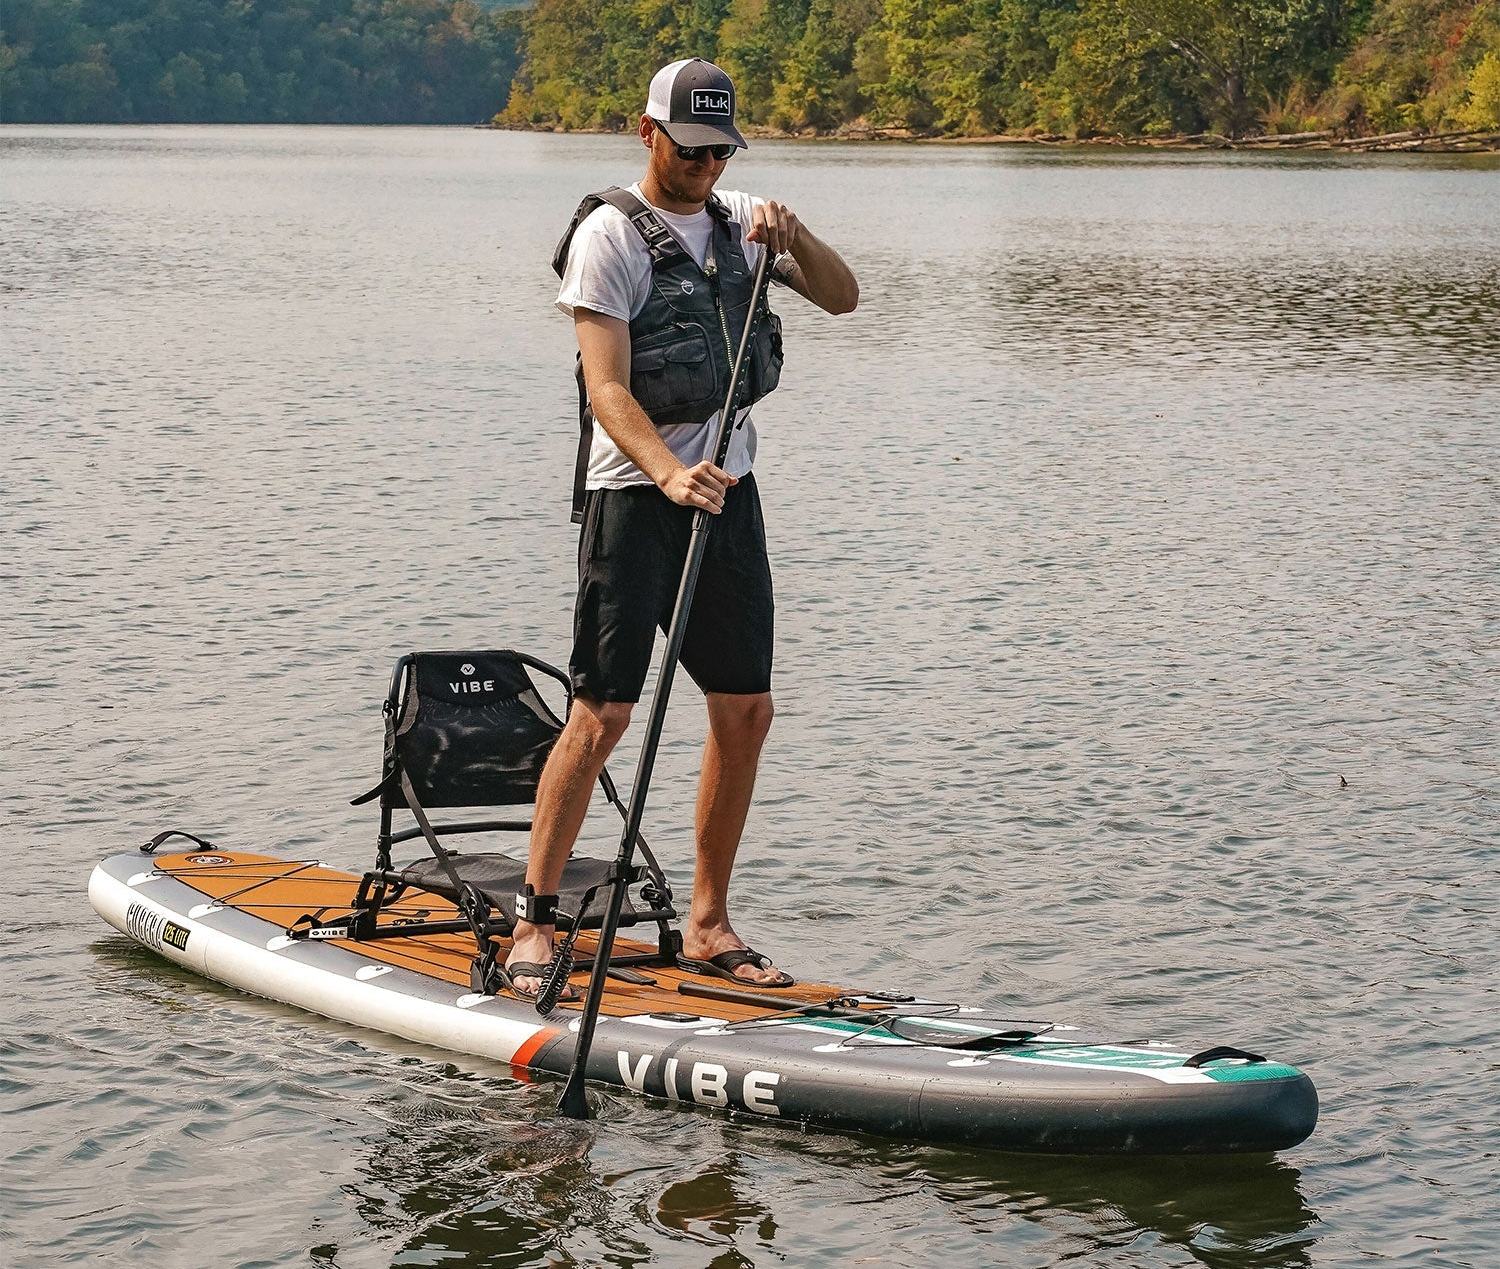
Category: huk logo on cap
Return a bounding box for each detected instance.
[692,89,732,117]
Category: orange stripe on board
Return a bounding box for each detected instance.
[510,1026,561,1077]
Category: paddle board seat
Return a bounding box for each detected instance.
[291,650,680,991]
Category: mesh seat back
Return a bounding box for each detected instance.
[386,651,563,810]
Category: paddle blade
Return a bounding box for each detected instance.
[557,1072,590,1120]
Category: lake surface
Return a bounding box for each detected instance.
[3,126,1497,1268]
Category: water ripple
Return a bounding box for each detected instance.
[3,126,1497,1268]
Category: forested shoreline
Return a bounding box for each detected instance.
[1,0,523,123]
[4,0,1498,140]
[504,0,1500,140]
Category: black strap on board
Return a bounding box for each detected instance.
[1183,1045,1267,1068]
[140,829,221,856]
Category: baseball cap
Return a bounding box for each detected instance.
[646,58,748,150]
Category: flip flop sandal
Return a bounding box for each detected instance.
[500,960,583,1004]
[676,947,796,988]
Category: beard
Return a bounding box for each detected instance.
[648,145,723,207]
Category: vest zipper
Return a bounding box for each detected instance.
[704,249,739,424]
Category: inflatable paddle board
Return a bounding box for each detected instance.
[90,847,1317,1155]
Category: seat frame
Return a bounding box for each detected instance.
[288,651,683,994]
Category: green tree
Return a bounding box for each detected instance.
[771,0,877,126]
[51,46,124,119]
[1458,47,1500,125]
[866,0,932,125]
[1093,0,1328,136]
[717,0,809,122]
[153,50,208,118]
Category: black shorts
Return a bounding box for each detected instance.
[571,474,774,702]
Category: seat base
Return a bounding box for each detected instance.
[397,851,675,931]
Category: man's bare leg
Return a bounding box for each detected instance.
[682,691,782,984]
[506,696,632,995]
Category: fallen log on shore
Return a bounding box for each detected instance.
[1226,128,1499,152]
[1236,131,1336,146]
[495,119,1500,152]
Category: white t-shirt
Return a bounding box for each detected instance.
[556,184,769,492]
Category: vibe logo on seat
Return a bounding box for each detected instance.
[449,676,497,694]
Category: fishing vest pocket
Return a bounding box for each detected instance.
[748,309,783,404]
[630,324,721,426]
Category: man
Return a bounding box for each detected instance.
[504,57,858,1001]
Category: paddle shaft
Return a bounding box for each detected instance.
[557,245,777,1119]
[678,980,868,1017]
[678,982,1043,1049]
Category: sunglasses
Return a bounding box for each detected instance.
[650,119,736,162]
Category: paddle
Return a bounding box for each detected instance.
[554,242,779,1120]
[677,981,1043,1049]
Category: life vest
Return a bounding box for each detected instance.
[553,186,783,523]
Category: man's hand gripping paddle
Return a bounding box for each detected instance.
[551,245,778,1119]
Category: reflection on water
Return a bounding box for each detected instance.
[354,1097,605,1267]
[5,126,1498,1268]
[329,1064,1318,1268]
[654,1157,778,1248]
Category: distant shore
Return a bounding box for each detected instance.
[495,121,1500,154]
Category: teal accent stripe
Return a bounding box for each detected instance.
[779,1017,1305,1080]
[1202,1062,1302,1082]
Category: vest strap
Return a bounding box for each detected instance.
[597,188,692,271]
[571,356,592,524]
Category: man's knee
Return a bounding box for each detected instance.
[708,692,774,747]
[565,697,633,756]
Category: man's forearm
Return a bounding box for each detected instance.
[785,227,859,315]
[590,380,687,489]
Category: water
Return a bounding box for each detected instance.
[3,126,1497,1268]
